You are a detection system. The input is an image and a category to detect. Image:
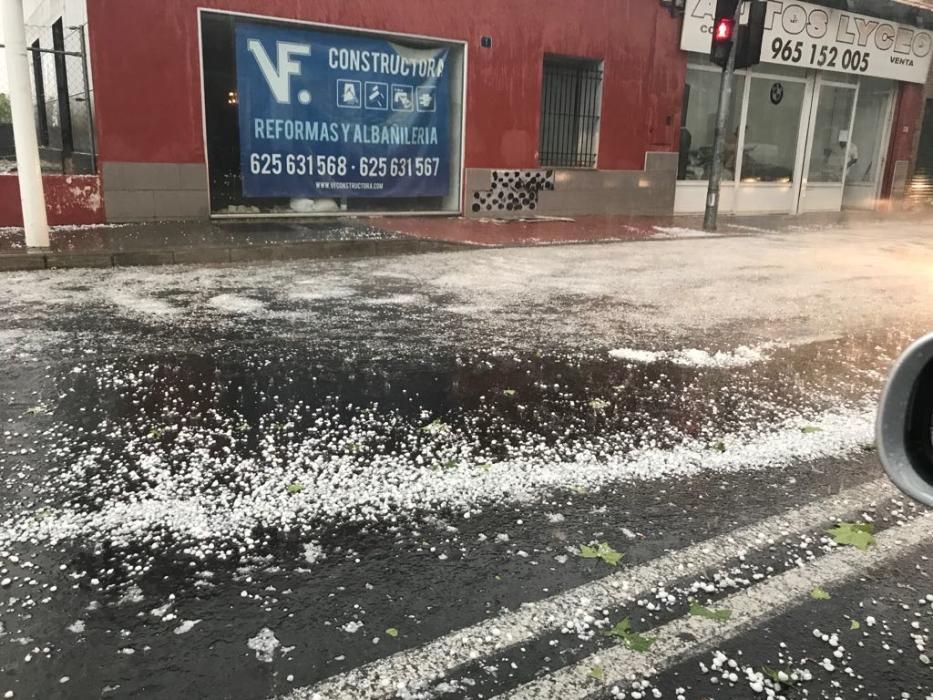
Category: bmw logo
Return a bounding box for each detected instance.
[770,82,784,105]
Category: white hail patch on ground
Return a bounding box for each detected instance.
[118,585,144,605]
[652,226,716,239]
[0,404,873,553]
[303,541,325,564]
[609,343,778,368]
[107,290,180,318]
[288,287,357,301]
[364,293,422,306]
[207,294,265,314]
[173,619,201,635]
[247,627,280,663]
[66,620,85,634]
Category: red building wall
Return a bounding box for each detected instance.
[0,175,105,227]
[85,0,686,171]
[882,82,926,200]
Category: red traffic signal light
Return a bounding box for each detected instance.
[709,0,739,67]
[714,17,735,42]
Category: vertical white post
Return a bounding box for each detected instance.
[2,0,50,248]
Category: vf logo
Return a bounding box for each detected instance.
[247,39,312,105]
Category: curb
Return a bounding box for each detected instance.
[0,237,472,272]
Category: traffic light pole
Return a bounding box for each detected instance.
[703,2,743,232]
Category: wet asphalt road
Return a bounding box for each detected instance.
[1,220,933,699]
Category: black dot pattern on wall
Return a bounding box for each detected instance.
[471,170,555,213]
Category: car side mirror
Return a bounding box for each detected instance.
[877,333,933,507]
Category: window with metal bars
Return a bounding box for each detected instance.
[538,56,603,168]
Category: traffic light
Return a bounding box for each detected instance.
[709,0,766,69]
[709,0,739,68]
[734,1,766,70]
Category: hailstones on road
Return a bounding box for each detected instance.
[609,343,780,369]
[247,627,280,663]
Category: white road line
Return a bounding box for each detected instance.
[283,478,895,700]
[499,508,933,700]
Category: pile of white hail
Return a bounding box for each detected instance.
[609,343,781,369]
[0,343,879,580]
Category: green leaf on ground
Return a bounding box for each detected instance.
[589,666,605,682]
[502,389,517,397]
[689,602,732,621]
[761,666,798,686]
[827,521,876,551]
[810,587,831,600]
[712,441,726,453]
[421,419,450,435]
[34,507,52,521]
[385,627,398,637]
[286,482,303,495]
[25,406,47,416]
[605,617,655,652]
[801,425,822,434]
[850,619,861,630]
[588,398,610,411]
[578,542,623,567]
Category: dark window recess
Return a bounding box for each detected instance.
[909,99,933,206]
[538,56,602,168]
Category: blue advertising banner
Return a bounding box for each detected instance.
[234,21,451,199]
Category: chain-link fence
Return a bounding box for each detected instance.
[0,22,96,175]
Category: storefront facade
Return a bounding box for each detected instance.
[84,0,685,223]
[676,0,933,215]
[3,0,933,227]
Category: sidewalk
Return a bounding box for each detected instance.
[0,219,469,271]
[372,208,933,246]
[0,208,929,272]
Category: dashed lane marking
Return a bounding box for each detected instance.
[499,507,933,699]
[283,478,895,700]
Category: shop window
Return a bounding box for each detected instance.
[679,67,744,180]
[200,11,465,216]
[740,78,805,183]
[807,85,857,184]
[849,78,894,186]
[538,56,602,168]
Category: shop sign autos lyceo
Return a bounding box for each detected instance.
[682,0,933,83]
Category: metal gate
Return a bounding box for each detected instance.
[0,21,97,175]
